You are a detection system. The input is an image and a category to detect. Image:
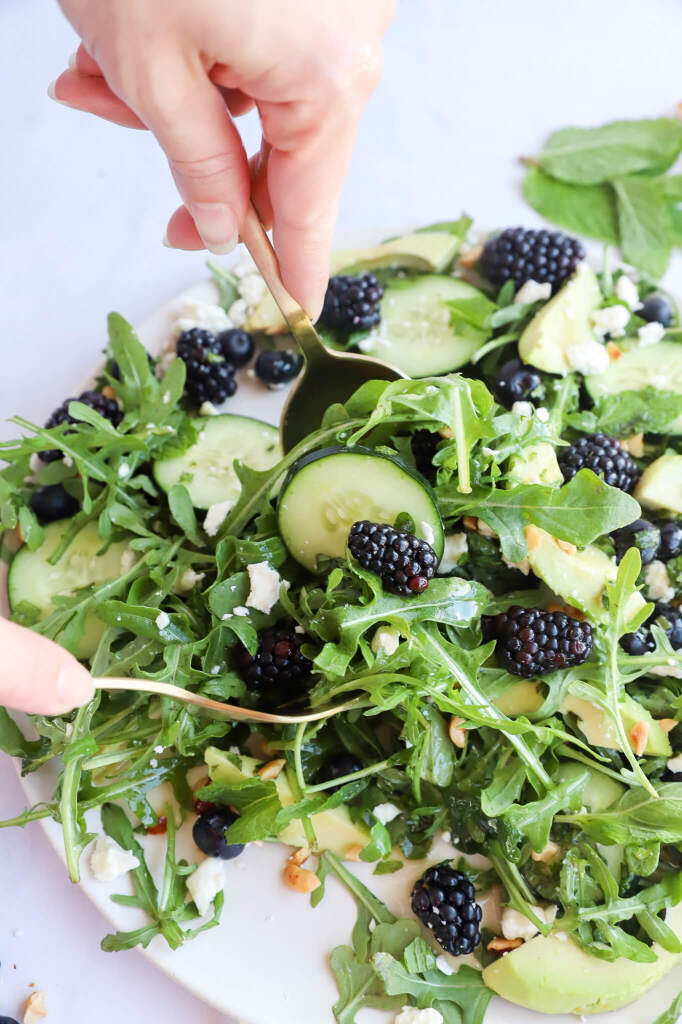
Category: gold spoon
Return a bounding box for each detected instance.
[239,203,405,452]
[94,677,361,725]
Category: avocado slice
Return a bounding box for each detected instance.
[482,902,682,1015]
[562,694,671,756]
[524,525,646,622]
[492,680,545,716]
[635,454,682,515]
[243,231,461,334]
[559,761,625,812]
[205,747,370,856]
[585,340,682,434]
[518,264,602,375]
[508,442,563,487]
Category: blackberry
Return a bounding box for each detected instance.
[481,227,585,293]
[176,327,237,407]
[235,624,313,690]
[411,865,482,955]
[255,349,302,388]
[657,520,682,562]
[317,752,362,789]
[30,484,80,524]
[320,273,383,332]
[482,606,593,677]
[611,518,660,566]
[621,603,682,657]
[558,433,639,493]
[39,389,123,462]
[348,521,438,596]
[492,358,542,407]
[640,294,673,327]
[411,429,439,479]
[217,328,255,368]
[193,807,244,859]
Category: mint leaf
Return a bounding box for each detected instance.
[403,936,437,974]
[566,389,682,436]
[613,176,672,278]
[523,167,619,243]
[539,118,682,184]
[207,259,240,310]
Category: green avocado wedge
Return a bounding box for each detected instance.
[205,747,370,857]
[482,902,682,1015]
[518,263,602,374]
[635,454,682,515]
[585,341,682,433]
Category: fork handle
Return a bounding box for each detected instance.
[240,203,327,365]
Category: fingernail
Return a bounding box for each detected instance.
[56,664,95,709]
[188,202,238,255]
[68,51,78,71]
[162,232,173,249]
[47,80,69,105]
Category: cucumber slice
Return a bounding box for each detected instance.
[7,520,134,659]
[357,275,486,377]
[277,446,444,572]
[154,414,281,509]
[584,340,682,432]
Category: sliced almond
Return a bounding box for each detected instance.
[100,384,119,401]
[659,718,679,734]
[606,341,622,361]
[630,720,649,757]
[289,847,310,866]
[531,840,560,864]
[621,433,645,458]
[556,539,577,556]
[476,519,497,539]
[462,516,478,531]
[439,426,455,440]
[487,936,523,953]
[524,525,542,552]
[24,991,48,1024]
[345,844,364,862]
[283,861,320,893]
[459,244,483,269]
[192,775,211,793]
[258,758,286,781]
[448,716,467,749]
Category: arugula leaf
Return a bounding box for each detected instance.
[613,176,672,278]
[523,167,619,244]
[373,954,492,1024]
[403,936,437,974]
[0,708,39,757]
[566,389,682,436]
[503,769,588,852]
[538,118,682,184]
[653,990,682,1024]
[561,783,682,845]
[167,484,204,547]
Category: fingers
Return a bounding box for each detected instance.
[165,205,204,250]
[138,62,251,255]
[50,69,146,130]
[0,619,93,717]
[70,43,102,77]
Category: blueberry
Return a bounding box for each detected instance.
[654,604,682,650]
[317,752,362,789]
[255,350,302,388]
[217,329,255,368]
[620,629,654,656]
[0,1017,20,1024]
[611,518,660,566]
[193,808,244,859]
[492,358,542,407]
[657,520,682,562]
[29,484,80,524]
[640,294,673,327]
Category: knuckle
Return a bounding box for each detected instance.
[169,148,244,184]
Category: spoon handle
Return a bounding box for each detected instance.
[240,203,328,366]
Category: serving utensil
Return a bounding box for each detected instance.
[95,676,361,725]
[239,203,405,452]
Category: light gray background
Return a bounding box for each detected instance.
[1,0,682,1021]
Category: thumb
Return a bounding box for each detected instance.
[139,64,251,255]
[0,619,94,716]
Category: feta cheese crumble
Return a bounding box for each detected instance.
[118,462,130,479]
[187,858,225,916]
[89,836,140,881]
[373,802,401,824]
[590,304,630,338]
[155,611,170,630]
[394,1008,444,1024]
[203,499,234,537]
[644,560,675,602]
[228,298,249,327]
[535,406,550,422]
[238,273,267,306]
[174,297,232,336]
[614,275,641,310]
[371,626,401,656]
[420,520,436,546]
[245,561,288,614]
[511,401,533,418]
[666,754,682,774]
[175,568,206,593]
[638,321,666,346]
[435,954,455,976]
[439,533,468,573]
[233,606,249,617]
[199,401,219,416]
[501,904,557,941]
[514,280,552,305]
[566,339,610,375]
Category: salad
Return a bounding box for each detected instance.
[2,202,682,1024]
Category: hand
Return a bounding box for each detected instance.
[0,619,94,716]
[50,0,394,318]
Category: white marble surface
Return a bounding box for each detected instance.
[1,0,682,1020]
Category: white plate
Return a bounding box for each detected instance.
[4,272,682,1024]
